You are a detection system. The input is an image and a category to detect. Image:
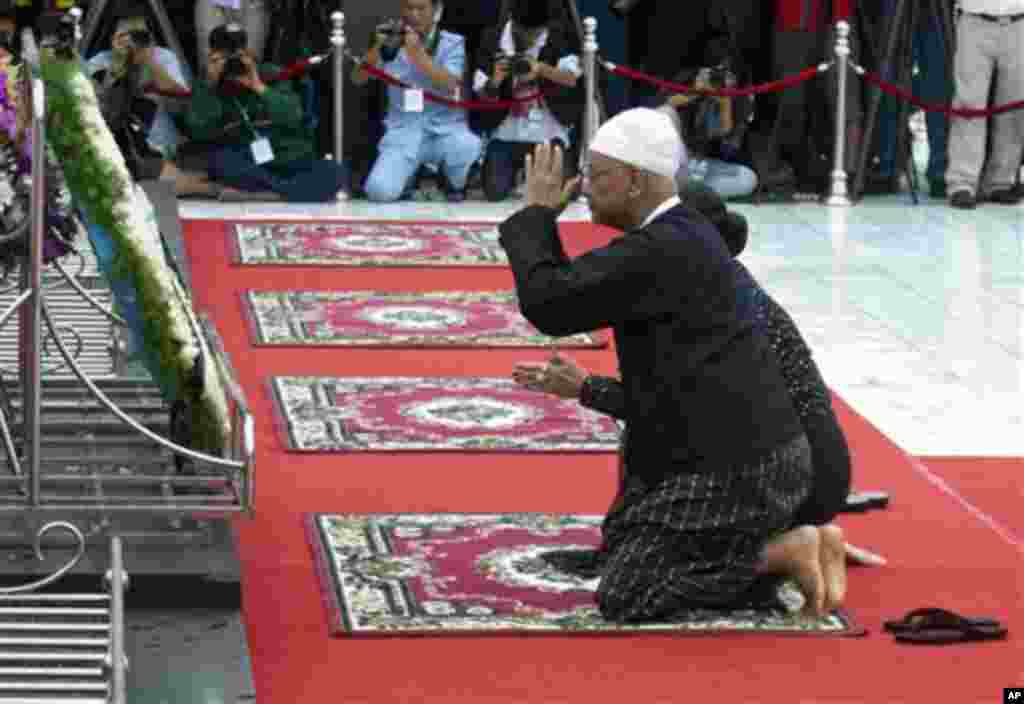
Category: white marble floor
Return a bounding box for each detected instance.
[180,194,1023,458]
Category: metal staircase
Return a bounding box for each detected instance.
[0,26,258,702]
[0,526,127,704]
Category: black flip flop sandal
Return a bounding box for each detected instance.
[884,608,1000,632]
[884,608,1007,644]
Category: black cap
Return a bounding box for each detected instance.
[112,1,148,20]
[209,22,247,52]
[678,180,749,257]
[718,212,748,257]
[511,0,550,28]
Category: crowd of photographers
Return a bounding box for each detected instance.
[3,0,1022,208]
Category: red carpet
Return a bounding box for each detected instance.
[917,457,1024,537]
[185,218,1023,704]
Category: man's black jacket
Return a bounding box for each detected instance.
[498,203,802,483]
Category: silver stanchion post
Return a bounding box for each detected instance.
[105,535,128,704]
[825,20,852,206]
[25,78,45,507]
[330,11,345,169]
[69,6,83,52]
[579,17,598,183]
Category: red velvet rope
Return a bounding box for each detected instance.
[859,69,1024,118]
[603,61,827,97]
[357,61,542,111]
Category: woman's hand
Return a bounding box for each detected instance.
[206,50,226,84]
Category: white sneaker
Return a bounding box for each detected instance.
[335,190,350,202]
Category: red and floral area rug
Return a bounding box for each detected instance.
[230,220,507,266]
[307,513,865,636]
[242,290,607,348]
[270,376,621,452]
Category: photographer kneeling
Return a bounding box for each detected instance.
[186,23,349,202]
[473,0,582,202]
[353,0,481,203]
[87,4,214,195]
[659,55,758,201]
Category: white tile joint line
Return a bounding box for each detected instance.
[909,456,1024,559]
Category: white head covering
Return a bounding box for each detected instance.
[589,108,686,181]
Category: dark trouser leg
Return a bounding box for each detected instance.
[772,31,817,164]
[873,0,903,178]
[482,140,530,202]
[208,144,282,193]
[915,19,951,186]
[273,159,350,202]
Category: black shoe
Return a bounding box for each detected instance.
[949,190,976,209]
[987,188,1021,205]
[929,179,946,199]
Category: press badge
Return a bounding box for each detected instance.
[403,89,425,112]
[251,137,274,165]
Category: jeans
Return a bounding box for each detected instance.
[364,127,482,202]
[208,145,349,202]
[688,158,758,200]
[945,14,1024,195]
[875,6,951,184]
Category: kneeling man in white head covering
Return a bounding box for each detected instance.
[498,108,842,622]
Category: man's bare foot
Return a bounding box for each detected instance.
[819,524,847,613]
[757,525,825,617]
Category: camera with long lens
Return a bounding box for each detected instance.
[375,18,408,62]
[499,52,533,79]
[684,62,739,143]
[125,29,152,49]
[210,23,249,86]
[223,52,247,80]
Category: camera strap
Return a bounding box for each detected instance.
[423,25,441,58]
[233,99,260,140]
[233,99,275,164]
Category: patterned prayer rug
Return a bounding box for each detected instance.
[308,513,866,636]
[230,221,506,266]
[242,290,607,348]
[271,376,621,452]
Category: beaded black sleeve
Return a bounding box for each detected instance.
[578,375,627,420]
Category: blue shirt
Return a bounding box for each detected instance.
[381,29,470,136]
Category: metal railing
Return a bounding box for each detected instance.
[0,27,256,517]
[0,523,127,704]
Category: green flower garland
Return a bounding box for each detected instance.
[38,54,230,457]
